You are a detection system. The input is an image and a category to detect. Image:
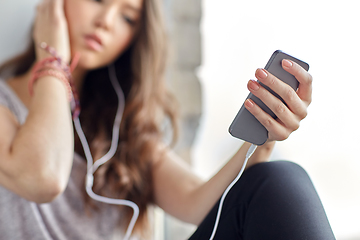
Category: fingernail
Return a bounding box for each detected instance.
[257,68,268,80]
[245,99,254,108]
[283,59,293,68]
[248,80,260,91]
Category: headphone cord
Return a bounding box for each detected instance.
[73,64,139,240]
[209,143,257,240]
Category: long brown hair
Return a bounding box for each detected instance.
[0,0,178,237]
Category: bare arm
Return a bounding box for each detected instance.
[0,76,73,203]
[0,0,73,203]
[153,141,274,225]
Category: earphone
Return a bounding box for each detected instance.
[72,63,257,240]
[73,64,139,240]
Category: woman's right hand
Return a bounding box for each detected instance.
[33,0,71,63]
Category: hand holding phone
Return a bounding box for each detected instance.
[228,50,310,145]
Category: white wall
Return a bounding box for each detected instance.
[0,0,39,64]
[194,0,360,239]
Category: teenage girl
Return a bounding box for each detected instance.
[0,0,335,239]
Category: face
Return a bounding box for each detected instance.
[64,0,143,70]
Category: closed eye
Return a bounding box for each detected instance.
[122,15,137,26]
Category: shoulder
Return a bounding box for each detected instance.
[0,79,28,124]
[0,80,21,145]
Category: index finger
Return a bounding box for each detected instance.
[282,59,313,104]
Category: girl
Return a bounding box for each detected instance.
[0,0,335,239]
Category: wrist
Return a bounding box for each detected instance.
[262,140,276,148]
[30,42,81,119]
[246,141,275,168]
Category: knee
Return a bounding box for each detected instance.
[243,161,315,195]
[221,161,319,219]
[254,161,316,195]
[248,161,308,180]
[240,162,335,240]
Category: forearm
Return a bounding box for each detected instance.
[181,141,275,225]
[6,77,74,202]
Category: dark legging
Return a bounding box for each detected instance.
[188,161,336,240]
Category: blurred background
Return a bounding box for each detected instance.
[194,1,360,240]
[1,0,359,239]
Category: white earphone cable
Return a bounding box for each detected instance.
[73,63,257,240]
[73,64,139,240]
[209,143,257,240]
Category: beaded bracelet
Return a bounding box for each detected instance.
[29,57,68,95]
[29,42,81,119]
[29,67,73,101]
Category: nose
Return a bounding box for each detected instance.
[94,5,118,31]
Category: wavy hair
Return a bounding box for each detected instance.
[0,0,178,237]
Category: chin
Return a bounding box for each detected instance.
[77,56,107,71]
[70,48,108,70]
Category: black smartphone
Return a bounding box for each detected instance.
[228,50,310,145]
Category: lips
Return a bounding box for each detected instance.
[84,34,103,52]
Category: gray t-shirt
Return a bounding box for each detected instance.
[0,79,127,240]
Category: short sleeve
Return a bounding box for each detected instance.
[0,80,28,124]
[0,82,10,109]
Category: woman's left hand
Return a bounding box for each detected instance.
[245,59,312,142]
[33,0,71,63]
